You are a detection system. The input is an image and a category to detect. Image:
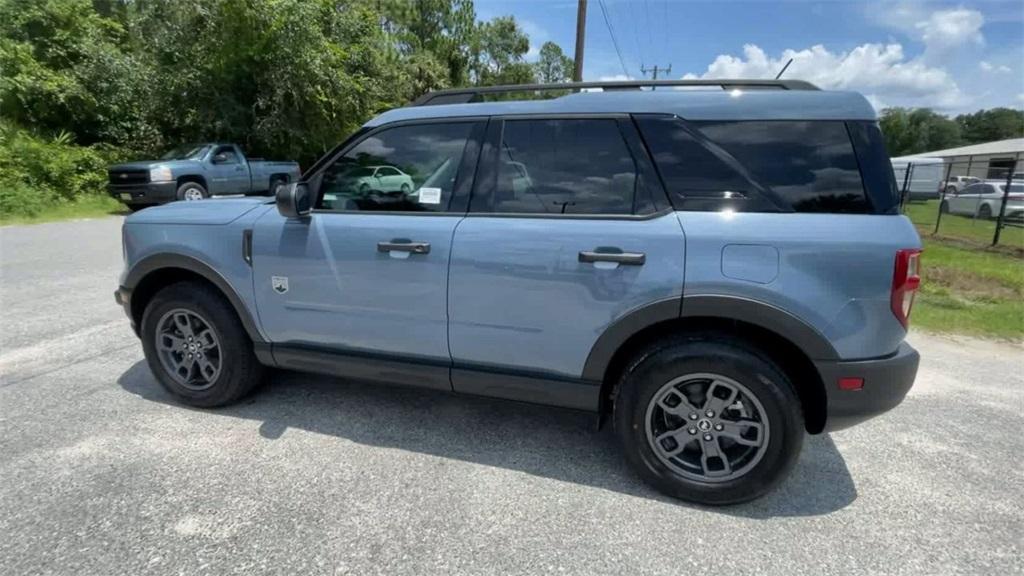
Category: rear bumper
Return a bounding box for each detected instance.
[815,342,920,432]
[108,181,178,204]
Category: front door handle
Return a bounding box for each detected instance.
[377,240,431,254]
[579,248,645,265]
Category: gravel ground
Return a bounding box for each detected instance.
[1,216,1022,576]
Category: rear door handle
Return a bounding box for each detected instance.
[579,248,645,265]
[377,240,431,254]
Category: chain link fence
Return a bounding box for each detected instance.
[899,153,1023,250]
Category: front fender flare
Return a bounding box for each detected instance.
[124,253,265,344]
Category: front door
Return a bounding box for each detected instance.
[447,117,686,407]
[208,145,245,195]
[252,119,484,389]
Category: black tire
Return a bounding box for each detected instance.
[359,183,370,195]
[940,200,949,214]
[978,204,992,220]
[401,182,411,194]
[614,334,804,505]
[140,281,265,407]
[176,181,208,201]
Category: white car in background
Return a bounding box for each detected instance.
[941,175,981,195]
[941,180,1024,220]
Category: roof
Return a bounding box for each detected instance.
[898,138,1024,159]
[365,89,877,127]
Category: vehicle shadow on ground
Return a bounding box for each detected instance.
[118,361,857,518]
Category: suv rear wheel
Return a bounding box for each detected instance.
[614,335,804,505]
[140,281,264,407]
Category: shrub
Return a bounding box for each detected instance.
[0,121,127,217]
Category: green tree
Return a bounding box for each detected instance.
[879,107,962,156]
[955,108,1024,144]
[131,0,399,164]
[378,0,478,98]
[534,41,573,84]
[0,0,158,148]
[471,16,534,86]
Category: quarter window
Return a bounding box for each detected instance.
[316,122,475,212]
[638,117,872,213]
[487,119,643,215]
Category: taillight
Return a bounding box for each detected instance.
[891,249,922,329]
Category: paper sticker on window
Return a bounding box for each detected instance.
[418,187,442,205]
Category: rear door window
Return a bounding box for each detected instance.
[638,117,874,214]
[482,118,647,215]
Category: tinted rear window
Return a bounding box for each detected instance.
[638,117,883,214]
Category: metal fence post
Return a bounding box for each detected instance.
[900,162,914,212]
[934,160,954,235]
[992,158,1017,246]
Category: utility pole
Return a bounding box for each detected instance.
[641,64,672,89]
[573,0,587,82]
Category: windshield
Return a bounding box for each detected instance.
[159,144,209,160]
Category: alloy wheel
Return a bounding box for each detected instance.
[155,308,222,390]
[645,373,770,482]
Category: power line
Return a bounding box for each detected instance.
[597,0,630,77]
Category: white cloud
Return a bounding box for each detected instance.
[598,74,635,81]
[683,43,965,110]
[916,8,985,57]
[980,61,1012,74]
[868,3,985,59]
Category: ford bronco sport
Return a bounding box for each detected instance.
[115,80,921,505]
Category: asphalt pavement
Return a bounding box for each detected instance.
[1,216,1022,575]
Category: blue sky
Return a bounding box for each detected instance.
[475,0,1024,114]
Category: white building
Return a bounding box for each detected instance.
[893,138,1024,181]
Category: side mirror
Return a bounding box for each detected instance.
[277,182,312,219]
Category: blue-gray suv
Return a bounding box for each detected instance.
[115,80,922,504]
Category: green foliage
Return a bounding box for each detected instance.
[0,121,123,217]
[880,106,1024,157]
[879,107,962,157]
[955,108,1024,144]
[535,41,574,84]
[0,0,556,214]
[0,0,159,149]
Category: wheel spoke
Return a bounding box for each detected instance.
[657,387,701,418]
[195,355,218,382]
[703,379,739,416]
[176,355,195,381]
[654,428,694,458]
[195,329,217,350]
[718,419,764,447]
[699,436,732,477]
[173,313,195,338]
[158,333,185,352]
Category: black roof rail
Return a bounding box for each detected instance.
[411,79,820,106]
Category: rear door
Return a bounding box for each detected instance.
[252,119,485,389]
[446,116,686,408]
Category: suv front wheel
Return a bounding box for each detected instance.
[615,335,804,505]
[140,281,264,407]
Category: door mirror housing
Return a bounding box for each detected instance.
[212,153,229,164]
[277,182,312,219]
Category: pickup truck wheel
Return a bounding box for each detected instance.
[614,335,803,505]
[177,182,208,201]
[140,281,265,407]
